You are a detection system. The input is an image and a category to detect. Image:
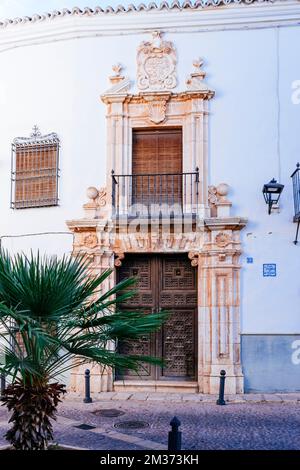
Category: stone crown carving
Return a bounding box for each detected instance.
[137,31,177,91]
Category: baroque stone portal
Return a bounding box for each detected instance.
[66,32,247,395]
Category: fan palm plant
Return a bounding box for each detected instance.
[0,250,167,450]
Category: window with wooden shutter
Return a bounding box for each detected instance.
[11,127,59,209]
[132,128,182,207]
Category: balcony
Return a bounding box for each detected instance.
[112,169,200,218]
[291,163,300,244]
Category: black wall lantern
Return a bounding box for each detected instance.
[262,178,284,214]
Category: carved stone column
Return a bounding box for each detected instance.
[66,188,116,394]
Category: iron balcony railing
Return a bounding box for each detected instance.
[291,163,300,244]
[112,169,199,218]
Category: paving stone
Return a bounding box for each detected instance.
[128,393,149,401]
[182,395,203,402]
[242,394,265,402]
[56,415,79,426]
[276,394,300,403]
[166,394,183,402]
[113,393,133,400]
[262,394,283,403]
[147,393,170,401]
[201,395,219,403]
[226,395,245,403]
[96,392,117,400]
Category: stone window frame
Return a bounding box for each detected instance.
[102,89,214,220]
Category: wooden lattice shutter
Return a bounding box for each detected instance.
[132,128,182,207]
[132,128,182,174]
[12,131,59,209]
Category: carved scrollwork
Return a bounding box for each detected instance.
[188,251,199,267]
[208,185,218,207]
[114,251,125,267]
[97,187,107,207]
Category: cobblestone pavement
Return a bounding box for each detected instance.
[1,393,300,450]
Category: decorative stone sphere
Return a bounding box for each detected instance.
[86,186,99,200]
[216,183,229,197]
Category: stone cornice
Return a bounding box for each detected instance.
[204,217,248,230]
[102,89,215,104]
[0,1,299,53]
[66,219,106,232]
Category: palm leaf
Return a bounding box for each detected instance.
[0,249,167,384]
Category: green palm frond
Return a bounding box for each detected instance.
[0,249,167,386]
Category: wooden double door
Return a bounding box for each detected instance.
[116,254,197,381]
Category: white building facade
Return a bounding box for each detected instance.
[0,0,300,394]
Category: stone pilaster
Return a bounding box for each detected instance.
[67,186,116,394]
[198,217,246,394]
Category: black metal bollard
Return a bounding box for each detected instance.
[216,370,226,405]
[83,369,92,403]
[0,373,5,401]
[168,416,181,451]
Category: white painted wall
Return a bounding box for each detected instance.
[0,11,299,335]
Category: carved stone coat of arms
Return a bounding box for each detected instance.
[137,31,177,91]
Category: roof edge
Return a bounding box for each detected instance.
[0,1,285,30]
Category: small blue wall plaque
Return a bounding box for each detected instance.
[263,264,277,277]
[247,257,254,264]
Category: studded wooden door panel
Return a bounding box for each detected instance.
[116,254,197,381]
[159,256,197,379]
[116,255,155,379]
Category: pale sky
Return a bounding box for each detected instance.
[0,0,168,20]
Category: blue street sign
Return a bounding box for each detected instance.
[263,264,277,277]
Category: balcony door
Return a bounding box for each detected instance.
[132,128,182,211]
[116,253,197,381]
